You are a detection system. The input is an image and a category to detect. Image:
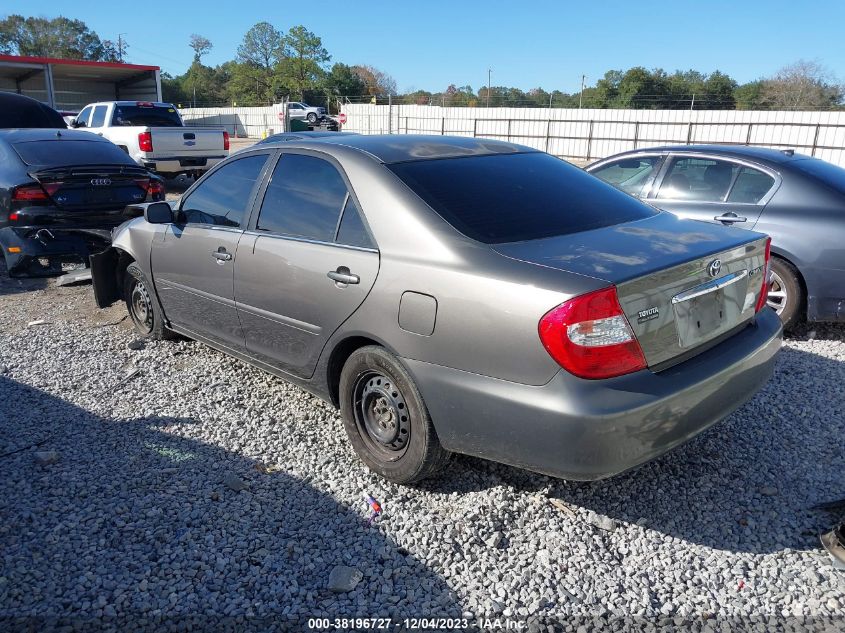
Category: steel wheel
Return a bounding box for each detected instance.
[353,371,411,459]
[128,278,154,334]
[766,269,788,316]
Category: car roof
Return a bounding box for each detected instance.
[0,92,67,129]
[0,128,112,143]
[260,131,355,143]
[258,134,535,164]
[602,144,808,165]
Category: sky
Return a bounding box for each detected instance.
[10,1,845,93]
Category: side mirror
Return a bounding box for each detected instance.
[72,119,85,128]
[143,201,174,224]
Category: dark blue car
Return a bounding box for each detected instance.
[588,145,845,328]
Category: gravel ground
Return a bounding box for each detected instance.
[0,263,843,630]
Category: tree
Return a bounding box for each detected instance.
[237,22,283,70]
[322,63,366,99]
[759,60,842,109]
[734,81,765,110]
[0,15,115,60]
[279,26,330,100]
[352,65,397,96]
[189,34,213,64]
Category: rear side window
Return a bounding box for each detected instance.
[657,157,739,202]
[590,156,661,196]
[180,154,268,227]
[13,140,136,167]
[90,105,108,127]
[388,152,656,244]
[256,154,349,242]
[727,167,775,203]
[112,105,182,127]
[336,197,374,248]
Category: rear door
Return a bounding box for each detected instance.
[647,154,778,228]
[234,151,379,378]
[151,152,272,350]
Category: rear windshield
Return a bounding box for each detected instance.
[791,157,845,195]
[13,140,136,167]
[388,152,657,243]
[111,105,182,127]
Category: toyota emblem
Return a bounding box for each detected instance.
[707,258,722,278]
[90,178,111,186]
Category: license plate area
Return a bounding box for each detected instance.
[672,270,749,348]
[85,188,115,205]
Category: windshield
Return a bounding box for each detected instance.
[13,139,137,167]
[111,105,182,127]
[388,152,657,244]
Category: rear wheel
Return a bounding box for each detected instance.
[339,346,451,484]
[767,257,803,330]
[124,262,174,340]
[307,112,318,124]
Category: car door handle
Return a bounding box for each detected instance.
[714,213,747,224]
[327,267,359,285]
[212,249,232,263]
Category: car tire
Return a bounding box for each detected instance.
[307,112,318,124]
[124,262,174,340]
[768,257,803,330]
[339,346,451,484]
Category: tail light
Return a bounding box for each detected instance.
[223,131,230,151]
[12,184,49,201]
[147,179,165,200]
[754,237,772,313]
[539,286,647,380]
[138,131,153,152]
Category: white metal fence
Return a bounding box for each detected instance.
[340,104,845,166]
[178,105,286,139]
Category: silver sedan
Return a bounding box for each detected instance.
[91,135,782,484]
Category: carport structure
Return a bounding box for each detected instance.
[0,55,161,114]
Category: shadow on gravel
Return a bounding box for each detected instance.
[0,376,460,626]
[427,325,845,556]
[0,259,48,296]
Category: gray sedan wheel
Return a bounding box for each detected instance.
[339,346,451,483]
[124,263,175,340]
[767,257,803,330]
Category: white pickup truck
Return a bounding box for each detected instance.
[70,101,229,178]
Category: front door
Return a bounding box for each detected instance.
[151,153,270,351]
[235,152,379,378]
[647,154,776,229]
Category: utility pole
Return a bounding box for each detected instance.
[117,34,127,62]
[579,74,586,109]
[690,93,695,111]
[487,68,491,107]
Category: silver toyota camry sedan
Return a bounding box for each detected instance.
[91,135,782,484]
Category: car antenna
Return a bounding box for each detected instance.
[781,148,794,156]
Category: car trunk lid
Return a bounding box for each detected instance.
[30,165,150,211]
[147,127,226,157]
[494,212,769,368]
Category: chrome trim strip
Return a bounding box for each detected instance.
[243,230,378,253]
[672,269,749,304]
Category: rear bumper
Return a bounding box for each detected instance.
[405,308,783,480]
[0,226,111,277]
[138,155,226,174]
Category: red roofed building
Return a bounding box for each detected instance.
[0,55,161,114]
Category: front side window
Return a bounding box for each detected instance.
[590,156,661,197]
[90,105,108,128]
[657,157,739,202]
[180,154,268,227]
[75,106,92,127]
[256,154,349,242]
